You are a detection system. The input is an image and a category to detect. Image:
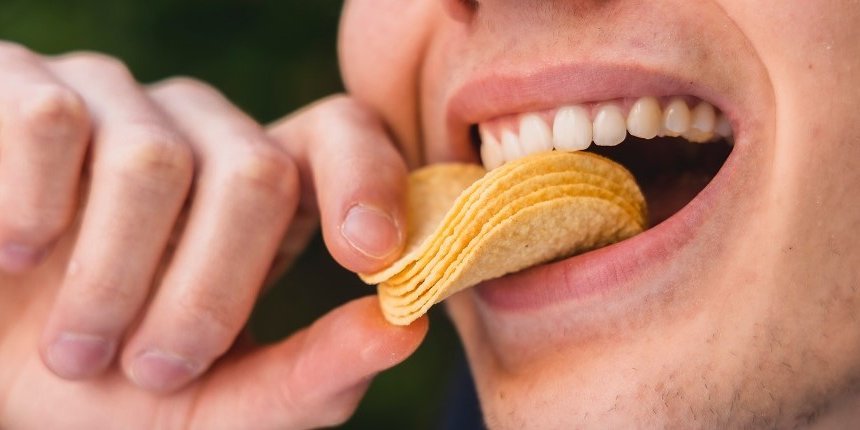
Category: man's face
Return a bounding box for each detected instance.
[338,1,860,427]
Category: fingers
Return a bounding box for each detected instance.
[119,78,299,392]
[0,42,91,272]
[39,53,194,379]
[189,297,428,430]
[269,95,409,274]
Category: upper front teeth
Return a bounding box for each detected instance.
[519,114,553,155]
[592,104,627,146]
[478,96,732,170]
[552,106,591,151]
[627,97,661,139]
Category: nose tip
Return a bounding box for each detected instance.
[440,0,479,23]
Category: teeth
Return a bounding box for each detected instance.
[500,129,524,162]
[592,104,627,146]
[682,101,716,143]
[477,96,734,170]
[714,113,732,138]
[662,97,691,137]
[479,127,505,170]
[552,106,592,151]
[626,97,662,139]
[519,114,553,155]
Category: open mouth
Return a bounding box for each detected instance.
[470,96,734,228]
[436,63,748,312]
[454,91,743,312]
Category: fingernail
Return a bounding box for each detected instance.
[47,333,115,379]
[0,242,45,273]
[340,204,402,259]
[130,349,201,392]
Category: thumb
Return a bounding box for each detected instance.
[186,296,428,430]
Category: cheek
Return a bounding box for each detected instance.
[718,0,860,310]
[338,0,440,168]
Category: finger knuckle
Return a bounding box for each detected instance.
[0,41,37,62]
[318,93,359,112]
[61,51,134,80]
[107,127,194,192]
[3,204,72,241]
[175,293,238,353]
[154,76,217,99]
[314,94,378,126]
[18,85,89,141]
[73,271,137,312]
[227,143,298,199]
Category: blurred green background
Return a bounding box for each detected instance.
[0,1,464,428]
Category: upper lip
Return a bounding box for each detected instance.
[444,62,739,158]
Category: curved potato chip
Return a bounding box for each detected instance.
[359,151,647,325]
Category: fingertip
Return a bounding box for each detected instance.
[126,348,203,393]
[40,331,115,380]
[349,297,428,369]
[337,203,405,271]
[408,314,430,340]
[373,314,429,368]
[297,96,409,274]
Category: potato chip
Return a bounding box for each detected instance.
[359,151,647,325]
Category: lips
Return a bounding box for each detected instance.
[443,63,745,312]
[446,64,738,143]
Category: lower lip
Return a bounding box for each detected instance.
[475,144,740,311]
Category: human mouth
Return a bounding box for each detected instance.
[445,65,743,313]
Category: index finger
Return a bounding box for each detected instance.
[269,95,409,274]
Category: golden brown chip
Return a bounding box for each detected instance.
[360,151,647,325]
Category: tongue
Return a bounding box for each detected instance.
[643,172,715,225]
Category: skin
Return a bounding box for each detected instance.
[339,0,860,428]
[0,48,426,427]
[0,0,858,428]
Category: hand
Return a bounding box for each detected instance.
[0,42,426,429]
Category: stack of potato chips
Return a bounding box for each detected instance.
[361,151,647,325]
